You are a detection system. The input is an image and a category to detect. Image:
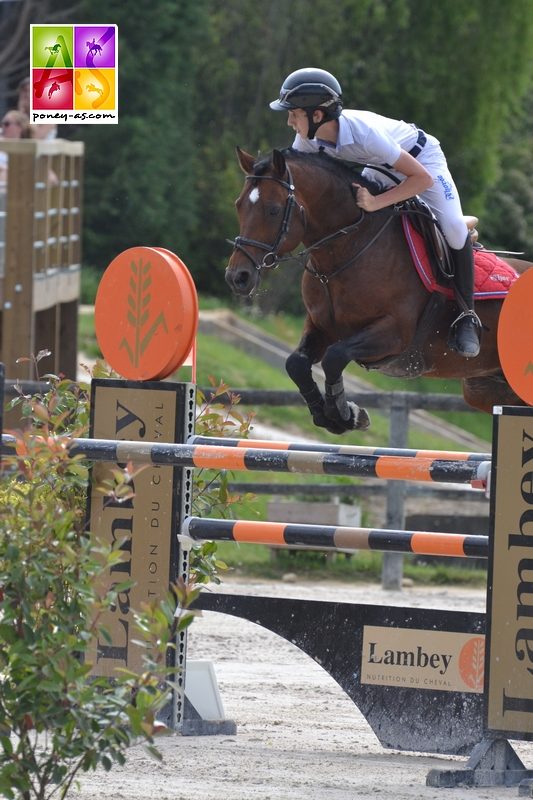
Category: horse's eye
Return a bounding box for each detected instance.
[268,205,282,217]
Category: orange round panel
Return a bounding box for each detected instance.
[498,269,533,406]
[94,246,198,380]
[151,247,199,378]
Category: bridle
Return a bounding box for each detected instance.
[228,161,395,318]
[228,164,304,272]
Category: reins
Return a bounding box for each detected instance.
[303,214,395,324]
[303,215,395,281]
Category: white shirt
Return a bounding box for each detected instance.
[293,109,441,179]
[290,109,467,249]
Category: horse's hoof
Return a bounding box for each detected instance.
[341,402,371,431]
[313,401,370,434]
[351,403,370,431]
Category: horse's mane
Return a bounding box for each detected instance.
[253,148,382,195]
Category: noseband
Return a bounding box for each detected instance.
[228,165,303,272]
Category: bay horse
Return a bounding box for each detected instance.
[226,147,531,434]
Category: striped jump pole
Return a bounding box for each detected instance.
[189,434,491,463]
[181,516,489,559]
[1,434,490,486]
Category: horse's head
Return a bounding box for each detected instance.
[225,147,306,297]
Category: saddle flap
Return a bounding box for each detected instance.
[401,216,520,300]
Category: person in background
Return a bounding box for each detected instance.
[0,110,31,183]
[269,67,481,358]
[0,110,31,274]
[17,77,31,114]
[1,110,30,139]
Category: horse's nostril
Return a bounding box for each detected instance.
[226,266,255,296]
[235,271,250,288]
[226,267,248,287]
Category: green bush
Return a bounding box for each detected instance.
[0,428,198,800]
[0,368,254,799]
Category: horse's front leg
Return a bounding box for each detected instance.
[321,320,404,431]
[285,320,349,435]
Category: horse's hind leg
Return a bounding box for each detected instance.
[463,375,527,413]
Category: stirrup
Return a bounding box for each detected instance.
[450,309,482,331]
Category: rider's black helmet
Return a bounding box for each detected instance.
[269,68,342,118]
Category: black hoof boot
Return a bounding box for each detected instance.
[312,412,348,435]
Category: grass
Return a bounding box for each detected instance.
[214,540,488,587]
[80,265,103,306]
[78,312,101,359]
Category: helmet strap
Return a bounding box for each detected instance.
[306,109,328,140]
[306,106,341,139]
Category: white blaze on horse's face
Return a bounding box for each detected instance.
[249,187,260,204]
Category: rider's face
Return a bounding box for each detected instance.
[287,108,310,137]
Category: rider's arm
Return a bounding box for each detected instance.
[353,150,433,212]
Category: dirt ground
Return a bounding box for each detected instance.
[71,574,533,800]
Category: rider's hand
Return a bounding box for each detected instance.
[353,183,378,212]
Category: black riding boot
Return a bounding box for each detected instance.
[449,237,481,358]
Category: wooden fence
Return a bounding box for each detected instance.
[0,138,84,380]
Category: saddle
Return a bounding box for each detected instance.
[397,198,518,300]
[396,197,478,281]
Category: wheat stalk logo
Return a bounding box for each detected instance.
[119,259,168,367]
[459,636,485,691]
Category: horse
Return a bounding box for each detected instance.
[225,146,532,434]
[86,40,102,57]
[86,83,103,97]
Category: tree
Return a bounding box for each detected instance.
[76,0,207,273]
[482,89,533,257]
[0,0,82,114]
[380,0,533,212]
[188,0,533,294]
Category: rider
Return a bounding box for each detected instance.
[269,67,481,358]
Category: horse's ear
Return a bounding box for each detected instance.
[236,146,255,175]
[272,149,286,178]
